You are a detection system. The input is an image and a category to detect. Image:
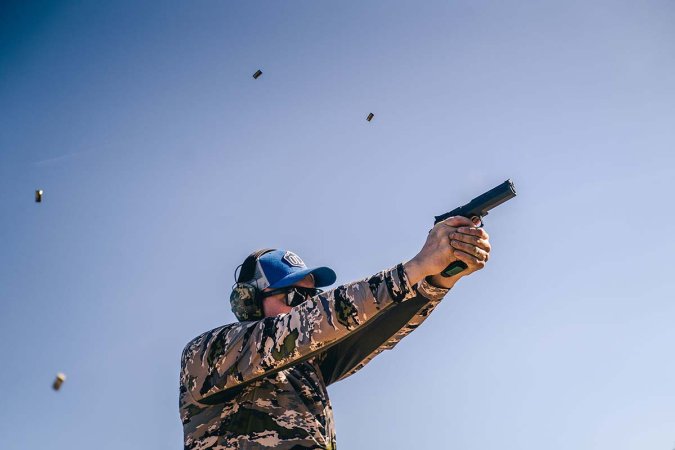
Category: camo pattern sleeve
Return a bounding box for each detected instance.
[180,264,414,405]
[332,277,450,383]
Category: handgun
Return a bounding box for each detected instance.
[435,179,517,277]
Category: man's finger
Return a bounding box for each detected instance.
[440,216,474,228]
[457,227,489,240]
[453,249,487,268]
[450,233,491,252]
[450,241,489,261]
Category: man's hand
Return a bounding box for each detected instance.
[403,216,491,287]
[427,223,491,288]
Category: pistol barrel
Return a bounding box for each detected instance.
[434,179,516,224]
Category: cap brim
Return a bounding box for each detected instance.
[268,266,336,289]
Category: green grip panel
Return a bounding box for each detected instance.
[441,260,467,277]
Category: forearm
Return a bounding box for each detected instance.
[327,277,451,383]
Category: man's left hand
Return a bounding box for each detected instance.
[427,226,491,289]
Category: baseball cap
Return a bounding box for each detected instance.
[251,249,336,290]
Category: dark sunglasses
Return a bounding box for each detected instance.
[260,286,324,299]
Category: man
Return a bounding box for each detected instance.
[180,216,491,449]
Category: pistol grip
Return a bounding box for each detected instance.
[441,260,468,277]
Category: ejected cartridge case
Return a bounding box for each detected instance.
[253,70,263,79]
[53,373,66,391]
[366,113,374,122]
[35,190,43,203]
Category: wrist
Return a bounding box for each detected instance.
[426,274,460,290]
[402,259,427,286]
[417,276,452,300]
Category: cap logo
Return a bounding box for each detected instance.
[283,251,305,268]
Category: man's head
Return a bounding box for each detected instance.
[229,249,336,321]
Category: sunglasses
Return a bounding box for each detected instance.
[260,286,324,300]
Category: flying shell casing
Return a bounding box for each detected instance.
[366,113,374,122]
[35,190,43,203]
[52,373,66,391]
[253,70,263,79]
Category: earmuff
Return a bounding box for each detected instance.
[229,248,275,321]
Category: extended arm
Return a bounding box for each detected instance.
[181,264,414,404]
[318,277,449,384]
[319,223,492,383]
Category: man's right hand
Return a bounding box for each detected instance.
[403,216,490,286]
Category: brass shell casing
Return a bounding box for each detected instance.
[53,373,66,391]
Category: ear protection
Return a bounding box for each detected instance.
[229,248,275,321]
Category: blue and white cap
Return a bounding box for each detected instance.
[252,249,336,290]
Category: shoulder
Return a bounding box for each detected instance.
[180,321,259,367]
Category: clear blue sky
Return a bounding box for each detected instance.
[1,1,674,449]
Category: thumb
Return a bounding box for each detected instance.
[440,216,475,228]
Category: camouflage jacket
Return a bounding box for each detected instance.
[180,264,450,449]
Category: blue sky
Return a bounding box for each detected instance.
[1,1,674,449]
